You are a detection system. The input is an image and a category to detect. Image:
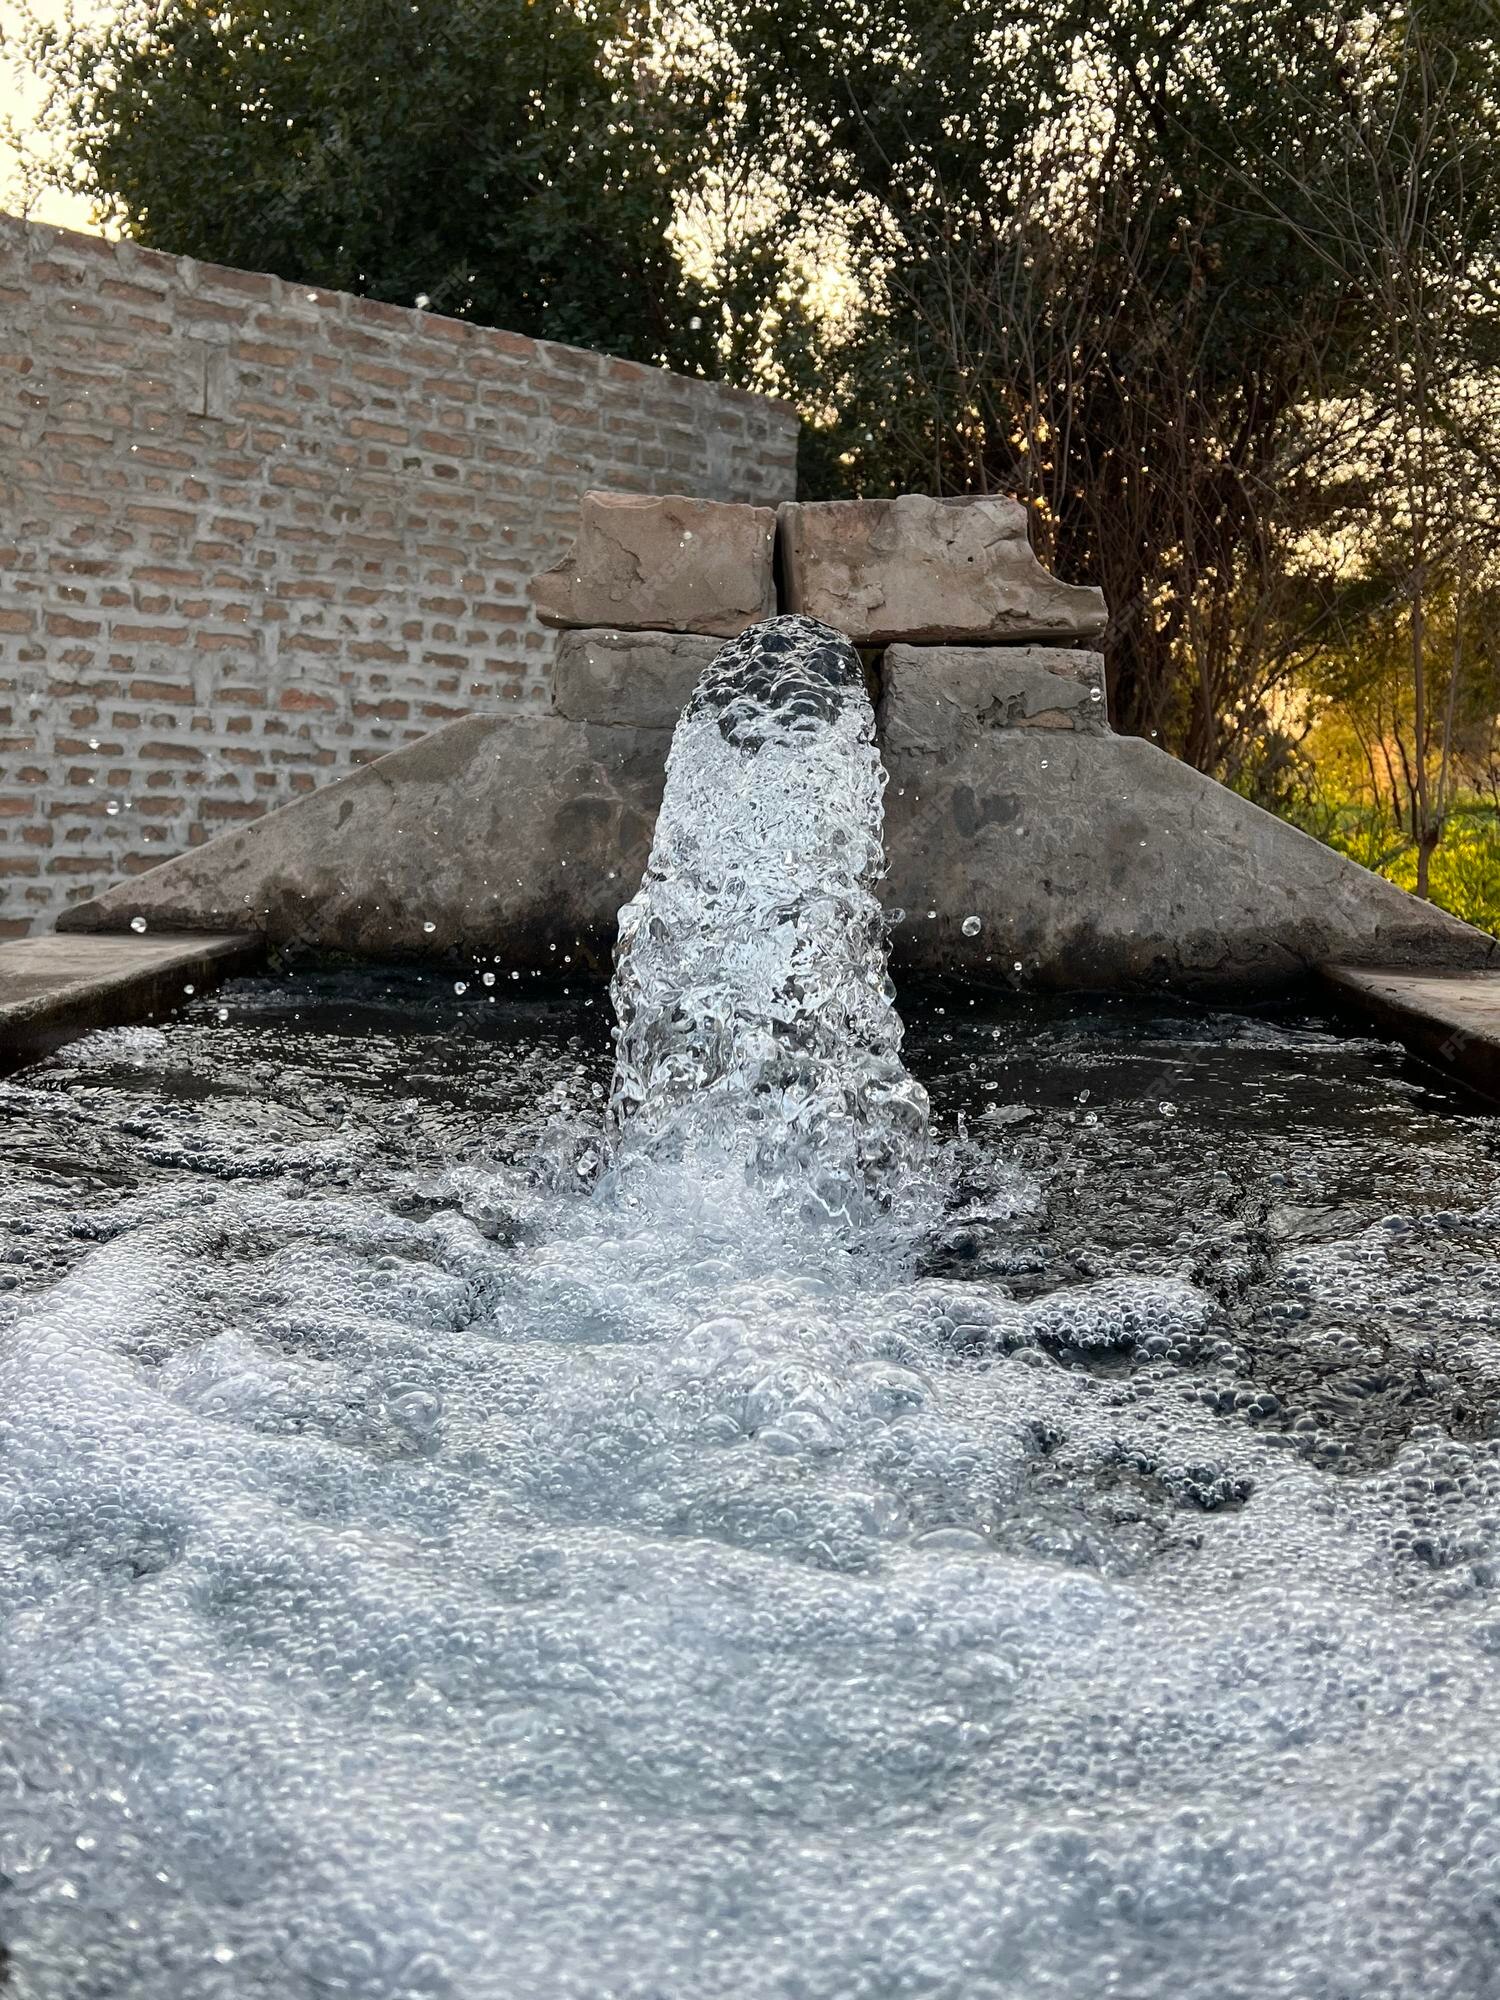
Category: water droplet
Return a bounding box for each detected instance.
[105,799,120,816]
[182,984,194,996]
[217,1006,229,1023]
[1159,1100,1178,1117]
[87,736,100,750]
[129,916,147,933]
[453,981,467,996]
[422,920,436,934]
[481,972,496,987]
[961,915,982,937]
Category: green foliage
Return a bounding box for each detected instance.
[1285,798,1500,938]
[12,0,719,369]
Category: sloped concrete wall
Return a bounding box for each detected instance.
[57,639,1496,986]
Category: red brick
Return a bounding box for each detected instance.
[2,208,793,934]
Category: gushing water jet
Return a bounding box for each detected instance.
[607,616,930,1238]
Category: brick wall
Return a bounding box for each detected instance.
[0,213,799,936]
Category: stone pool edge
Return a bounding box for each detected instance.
[1320,964,1500,1107]
[0,933,266,1076]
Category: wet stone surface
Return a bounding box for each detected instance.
[4,973,1500,1998]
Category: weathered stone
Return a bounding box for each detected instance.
[551,628,723,729]
[778,493,1108,644]
[878,645,1108,758]
[530,490,777,636]
[879,731,1495,987]
[58,714,676,975]
[59,699,1496,990]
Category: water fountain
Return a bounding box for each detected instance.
[607,615,930,1244]
[3,616,1500,1998]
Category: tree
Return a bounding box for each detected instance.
[1237,11,1500,894]
[7,0,720,370]
[694,0,1500,771]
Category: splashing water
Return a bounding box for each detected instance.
[607,615,930,1252]
[4,628,1500,1996]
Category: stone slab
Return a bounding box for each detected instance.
[552,628,723,729]
[0,932,263,1074]
[878,645,1108,758]
[1320,965,1500,1104]
[778,494,1108,645]
[531,490,776,636]
[878,731,1497,988]
[57,714,677,974]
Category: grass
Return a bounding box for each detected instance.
[1285,797,1500,939]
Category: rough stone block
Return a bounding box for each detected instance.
[879,731,1497,987]
[530,490,777,636]
[878,645,1108,758]
[552,628,723,729]
[778,494,1107,645]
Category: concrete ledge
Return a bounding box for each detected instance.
[1320,965,1500,1103]
[0,932,263,1074]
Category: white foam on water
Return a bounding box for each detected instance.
[4,620,1500,1998]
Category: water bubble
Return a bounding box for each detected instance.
[388,1386,442,1433]
[961,915,982,937]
